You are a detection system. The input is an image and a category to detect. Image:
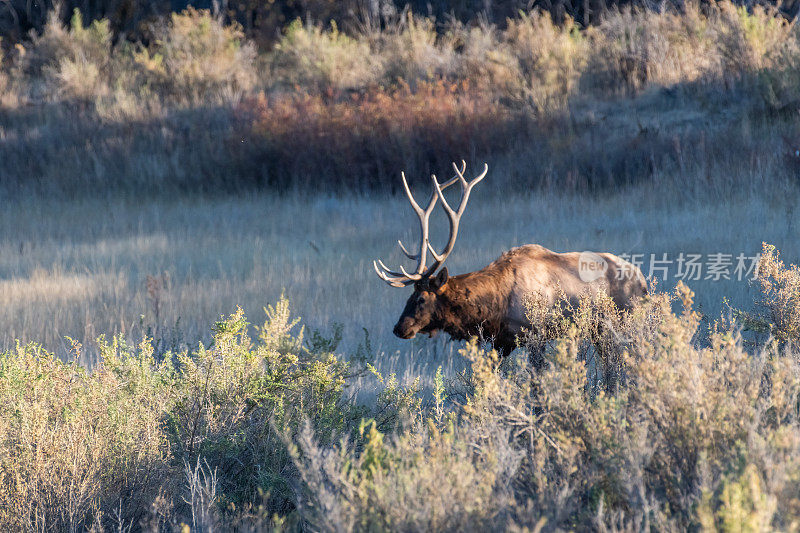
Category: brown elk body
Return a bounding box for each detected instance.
[392,245,647,356]
[375,162,647,357]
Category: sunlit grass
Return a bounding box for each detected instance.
[1,176,796,387]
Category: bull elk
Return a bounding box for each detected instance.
[374,161,648,357]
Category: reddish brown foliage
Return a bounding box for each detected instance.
[235,82,528,190]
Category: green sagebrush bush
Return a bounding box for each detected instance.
[734,242,800,345]
[16,7,255,106]
[293,279,800,531]
[0,297,366,530]
[3,255,800,530]
[143,8,256,102]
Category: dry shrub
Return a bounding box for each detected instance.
[522,283,665,392]
[529,279,800,529]
[0,298,365,530]
[453,22,518,95]
[713,4,800,111]
[240,81,522,189]
[736,243,800,344]
[378,12,459,84]
[0,340,173,530]
[20,8,113,100]
[505,13,587,112]
[0,42,6,98]
[145,8,256,102]
[8,1,800,111]
[714,4,796,80]
[13,7,255,107]
[585,3,800,105]
[271,19,380,92]
[2,255,800,529]
[293,271,800,530]
[5,4,797,197]
[6,3,800,197]
[755,45,800,114]
[267,10,587,114]
[587,6,717,94]
[291,359,519,532]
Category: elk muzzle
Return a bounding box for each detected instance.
[393,317,418,339]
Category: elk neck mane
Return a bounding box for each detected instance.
[434,253,515,341]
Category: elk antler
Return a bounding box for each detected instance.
[374,161,488,287]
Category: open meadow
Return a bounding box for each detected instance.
[2,2,800,531]
[1,181,797,381]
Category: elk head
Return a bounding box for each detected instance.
[374,161,488,339]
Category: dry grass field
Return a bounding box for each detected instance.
[1,178,797,381]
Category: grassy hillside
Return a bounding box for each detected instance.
[2,5,800,196]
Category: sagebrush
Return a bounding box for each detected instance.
[2,250,800,530]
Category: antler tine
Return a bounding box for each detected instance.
[375,259,401,276]
[400,171,424,216]
[399,265,421,279]
[400,168,457,216]
[453,159,468,186]
[397,240,418,260]
[470,162,489,189]
[427,241,443,262]
[449,161,487,213]
[409,173,462,276]
[425,162,488,277]
[373,261,414,287]
[392,173,460,271]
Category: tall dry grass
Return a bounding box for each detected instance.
[1,183,795,385]
[241,81,516,189]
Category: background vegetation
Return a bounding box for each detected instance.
[1,1,800,530]
[2,4,800,196]
[4,0,795,48]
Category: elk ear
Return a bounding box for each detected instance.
[430,267,449,292]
